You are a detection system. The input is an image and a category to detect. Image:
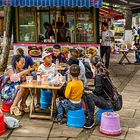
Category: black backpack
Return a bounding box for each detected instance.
[83,62,93,79]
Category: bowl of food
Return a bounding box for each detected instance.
[29,50,41,57]
[87,47,98,57]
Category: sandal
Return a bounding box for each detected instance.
[10,106,22,116]
[20,104,29,113]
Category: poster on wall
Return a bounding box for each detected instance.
[13,46,28,56]
[13,43,100,61]
[28,46,42,58]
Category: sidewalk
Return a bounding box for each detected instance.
[0,52,140,140]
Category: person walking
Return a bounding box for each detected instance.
[100,22,114,68]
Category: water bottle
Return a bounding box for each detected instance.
[56,59,59,68]
[37,71,42,85]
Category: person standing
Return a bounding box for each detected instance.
[132,26,138,45]
[100,22,114,68]
[43,22,55,40]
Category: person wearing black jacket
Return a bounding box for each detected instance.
[83,55,114,129]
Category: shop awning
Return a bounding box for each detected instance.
[0,0,102,8]
[100,8,124,20]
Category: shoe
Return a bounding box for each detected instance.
[20,104,29,113]
[35,103,40,112]
[55,118,63,124]
[10,106,23,116]
[84,121,95,129]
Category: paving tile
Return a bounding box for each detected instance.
[122,94,140,102]
[48,138,67,140]
[122,90,140,96]
[134,110,140,119]
[20,117,53,128]
[91,126,128,140]
[125,134,140,140]
[124,85,140,92]
[8,137,47,140]
[125,127,140,140]
[120,117,140,128]
[122,101,140,110]
[128,79,140,84]
[0,130,12,138]
[118,109,135,118]
[88,135,119,140]
[126,83,140,87]
[11,126,50,137]
[49,123,82,138]
[127,126,140,135]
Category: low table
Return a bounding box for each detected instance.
[20,80,63,120]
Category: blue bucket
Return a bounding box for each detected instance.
[67,108,85,128]
[97,108,113,123]
[40,89,52,109]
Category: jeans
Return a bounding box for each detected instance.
[100,46,111,68]
[82,94,95,124]
[57,99,82,120]
[83,93,113,123]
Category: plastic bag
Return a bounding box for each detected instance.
[4,116,20,129]
[48,73,62,86]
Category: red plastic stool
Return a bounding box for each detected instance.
[0,110,6,135]
[1,102,11,114]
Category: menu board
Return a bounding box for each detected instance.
[13,43,100,62]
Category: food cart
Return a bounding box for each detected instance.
[0,0,103,61]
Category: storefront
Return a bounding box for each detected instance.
[0,0,103,61]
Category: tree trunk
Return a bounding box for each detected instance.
[124,9,133,48]
[0,7,13,72]
[125,9,132,30]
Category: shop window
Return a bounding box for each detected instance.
[17,7,37,42]
[76,11,94,43]
[38,9,55,43]
[56,10,75,43]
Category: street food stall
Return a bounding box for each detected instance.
[0,0,103,61]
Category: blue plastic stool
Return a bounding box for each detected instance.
[40,89,52,109]
[67,108,85,128]
[97,108,113,123]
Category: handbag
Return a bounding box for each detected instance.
[103,76,123,111]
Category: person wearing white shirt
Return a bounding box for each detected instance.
[101,22,114,68]
[36,51,56,110]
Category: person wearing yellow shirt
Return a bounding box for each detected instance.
[56,64,84,123]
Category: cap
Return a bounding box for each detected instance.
[42,51,52,60]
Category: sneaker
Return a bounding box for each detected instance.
[84,121,95,129]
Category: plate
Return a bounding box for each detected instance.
[87,47,98,57]
[29,50,41,57]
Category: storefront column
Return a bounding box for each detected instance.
[124,9,133,47]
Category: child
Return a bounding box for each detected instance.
[56,64,84,123]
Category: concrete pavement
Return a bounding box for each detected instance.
[0,51,140,140]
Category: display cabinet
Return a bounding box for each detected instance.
[17,7,37,43]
